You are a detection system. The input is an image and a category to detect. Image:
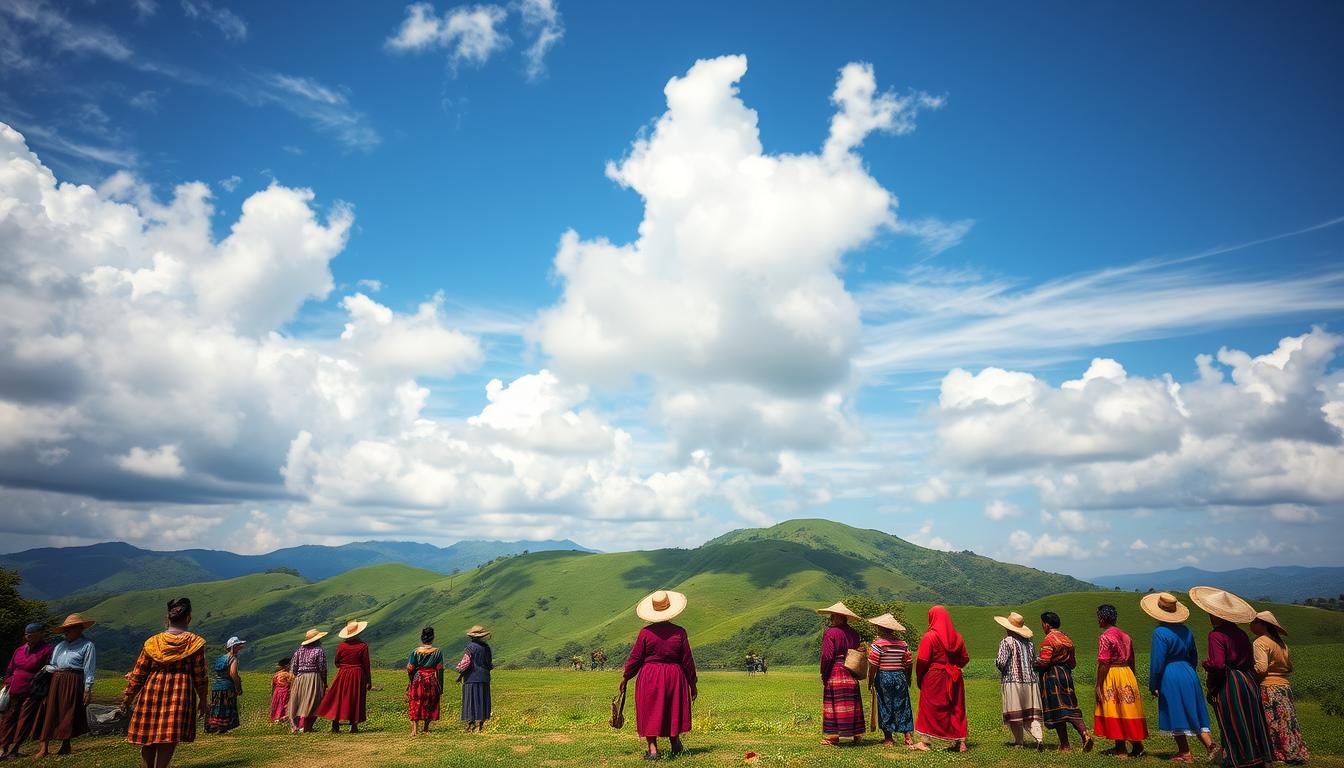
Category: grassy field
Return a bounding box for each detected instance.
[8,659,1341,768]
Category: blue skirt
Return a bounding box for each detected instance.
[874,670,914,734]
[462,681,491,722]
[1158,661,1211,734]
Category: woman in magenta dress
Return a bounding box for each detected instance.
[817,601,865,746]
[621,590,697,760]
[315,620,371,733]
[914,605,970,752]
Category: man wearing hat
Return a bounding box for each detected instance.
[817,602,866,745]
[994,612,1045,751]
[33,614,96,757]
[0,623,53,759]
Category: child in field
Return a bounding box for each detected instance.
[270,657,295,730]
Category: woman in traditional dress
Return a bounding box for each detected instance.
[621,591,697,759]
[287,628,328,733]
[317,620,371,733]
[865,613,914,748]
[0,623,53,760]
[816,601,865,746]
[407,626,444,736]
[1036,611,1093,752]
[914,605,969,752]
[205,636,245,734]
[32,613,97,758]
[994,612,1044,751]
[119,598,209,768]
[1250,610,1308,764]
[1191,587,1273,768]
[1094,603,1148,757]
[270,658,294,727]
[1141,592,1215,763]
[457,625,494,733]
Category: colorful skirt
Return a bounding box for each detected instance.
[270,687,291,722]
[1040,665,1085,728]
[462,681,491,722]
[1094,666,1148,741]
[1260,684,1308,764]
[873,669,914,735]
[1212,669,1271,768]
[821,662,864,737]
[205,689,239,733]
[32,670,89,742]
[1002,680,1044,725]
[408,669,442,722]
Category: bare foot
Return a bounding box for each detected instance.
[909,742,930,751]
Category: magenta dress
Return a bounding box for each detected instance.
[622,623,697,738]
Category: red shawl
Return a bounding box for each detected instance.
[924,605,966,658]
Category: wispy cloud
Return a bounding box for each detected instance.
[520,0,564,80]
[0,0,132,68]
[6,120,138,167]
[892,215,974,256]
[242,73,381,151]
[180,0,246,41]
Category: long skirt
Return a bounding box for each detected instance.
[874,670,914,735]
[316,666,367,723]
[1212,670,1272,768]
[31,670,88,742]
[269,687,290,722]
[822,662,865,737]
[462,681,491,722]
[1094,666,1148,741]
[205,689,239,733]
[0,691,42,749]
[1156,660,1210,735]
[126,669,202,745]
[915,663,966,740]
[287,672,325,720]
[1002,680,1045,741]
[633,660,692,738]
[408,669,442,722]
[1040,665,1085,728]
[1261,684,1308,764]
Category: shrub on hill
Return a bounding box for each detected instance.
[0,568,46,652]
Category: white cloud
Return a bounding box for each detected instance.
[115,445,185,478]
[519,0,563,80]
[891,216,974,255]
[1129,538,1149,551]
[913,477,949,504]
[0,0,132,69]
[984,499,1019,520]
[339,293,482,379]
[1009,529,1083,559]
[386,2,510,67]
[180,0,246,41]
[255,74,381,151]
[909,520,954,551]
[219,174,241,192]
[1269,504,1324,524]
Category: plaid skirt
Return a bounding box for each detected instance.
[205,689,239,733]
[1039,665,1085,728]
[125,657,204,745]
[821,662,865,737]
[408,669,441,721]
[1261,684,1308,764]
[1213,670,1272,768]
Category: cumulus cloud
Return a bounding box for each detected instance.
[386,2,510,67]
[1009,529,1084,559]
[985,499,1019,520]
[115,445,185,478]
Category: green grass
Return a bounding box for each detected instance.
[9,663,1338,768]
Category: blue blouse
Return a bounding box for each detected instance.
[48,637,96,691]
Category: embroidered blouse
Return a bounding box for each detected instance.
[995,634,1037,683]
[290,644,328,684]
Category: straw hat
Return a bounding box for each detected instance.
[57,613,96,631]
[994,611,1033,638]
[815,601,862,620]
[1253,610,1288,635]
[466,625,492,639]
[636,590,687,623]
[337,620,368,639]
[867,613,906,632]
[301,628,328,645]
[1141,592,1191,624]
[1190,586,1256,624]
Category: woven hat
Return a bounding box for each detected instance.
[337,620,368,639]
[1253,610,1288,635]
[58,613,96,631]
[1141,592,1190,624]
[1190,586,1256,624]
[994,611,1033,638]
[867,613,906,632]
[301,628,328,645]
[636,590,687,623]
[815,601,861,620]
[466,625,492,639]
[225,636,247,650]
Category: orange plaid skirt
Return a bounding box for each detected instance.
[125,651,208,745]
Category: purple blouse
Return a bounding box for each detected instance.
[1203,622,1254,696]
[4,642,53,696]
[290,644,328,683]
[820,624,861,680]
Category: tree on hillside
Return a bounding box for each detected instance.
[0,568,47,652]
[838,595,912,646]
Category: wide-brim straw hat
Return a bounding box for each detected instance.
[994,611,1033,638]
[1141,592,1191,624]
[301,628,328,645]
[815,601,862,620]
[337,620,368,639]
[1190,586,1257,624]
[466,625,492,639]
[636,590,687,623]
[58,613,96,631]
[1253,610,1288,635]
[867,613,906,632]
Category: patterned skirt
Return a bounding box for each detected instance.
[821,662,864,737]
[1002,680,1044,725]
[873,669,913,735]
[1094,666,1148,741]
[126,667,201,745]
[1212,670,1272,768]
[1040,665,1084,728]
[1260,684,1307,764]
[205,689,240,733]
[408,669,442,721]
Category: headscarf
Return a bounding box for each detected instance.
[926,605,966,656]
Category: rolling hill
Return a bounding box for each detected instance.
[1090,565,1344,603]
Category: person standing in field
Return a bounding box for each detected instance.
[0,622,53,760]
[1250,610,1308,764]
[621,590,697,759]
[287,628,328,733]
[119,598,208,768]
[205,636,245,734]
[1192,587,1273,768]
[317,620,371,733]
[1093,604,1148,757]
[32,613,97,758]
[1141,592,1216,763]
[270,657,294,728]
[457,625,494,733]
[914,605,970,752]
[1035,611,1093,752]
[994,612,1045,751]
[865,613,914,748]
[816,601,865,746]
[407,626,444,736]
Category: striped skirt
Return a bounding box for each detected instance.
[1212,670,1271,768]
[205,689,239,733]
[1039,666,1084,728]
[1260,684,1308,764]
[821,662,864,737]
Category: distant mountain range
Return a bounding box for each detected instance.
[1090,565,1344,603]
[0,538,593,602]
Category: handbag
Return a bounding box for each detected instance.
[609,684,627,729]
[844,644,870,679]
[30,669,51,699]
[0,685,9,713]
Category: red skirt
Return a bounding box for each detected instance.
[269,686,290,722]
[821,662,865,737]
[916,662,968,740]
[407,669,441,721]
[315,666,367,723]
[633,661,692,738]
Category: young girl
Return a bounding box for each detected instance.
[270,657,294,729]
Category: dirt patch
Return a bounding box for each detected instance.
[512,744,535,753]
[540,733,575,744]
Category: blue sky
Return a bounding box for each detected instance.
[1,1,1341,579]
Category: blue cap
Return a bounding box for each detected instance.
[24,623,45,634]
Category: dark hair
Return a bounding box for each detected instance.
[278,656,291,668]
[1041,611,1061,629]
[166,597,192,625]
[421,626,435,644]
[1258,622,1286,648]
[1097,604,1118,625]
